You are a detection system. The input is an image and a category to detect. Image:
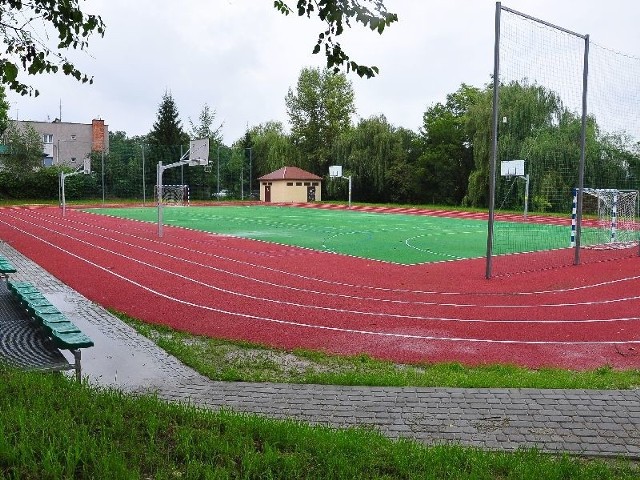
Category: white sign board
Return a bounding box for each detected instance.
[329,165,343,177]
[500,159,525,177]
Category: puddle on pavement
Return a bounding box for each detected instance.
[46,292,191,389]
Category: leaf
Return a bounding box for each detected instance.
[3,63,19,82]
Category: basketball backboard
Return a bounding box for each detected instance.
[501,159,525,177]
[329,165,342,178]
[188,138,210,165]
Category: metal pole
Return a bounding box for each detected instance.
[142,143,146,205]
[574,34,590,266]
[348,176,352,208]
[217,145,220,197]
[101,149,105,205]
[523,174,530,219]
[61,173,66,217]
[249,148,252,197]
[486,1,502,279]
[157,161,163,238]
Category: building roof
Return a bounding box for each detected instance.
[258,166,322,181]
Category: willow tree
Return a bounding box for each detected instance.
[465,81,566,208]
[247,121,299,178]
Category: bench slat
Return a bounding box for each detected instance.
[0,256,17,273]
[51,331,94,349]
[7,279,94,351]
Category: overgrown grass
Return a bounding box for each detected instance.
[1,365,637,479]
[116,312,640,390]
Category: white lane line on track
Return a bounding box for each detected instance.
[6,211,640,313]
[12,208,640,301]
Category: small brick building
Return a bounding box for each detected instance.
[258,166,322,203]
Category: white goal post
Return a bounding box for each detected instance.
[154,184,189,206]
[571,188,639,247]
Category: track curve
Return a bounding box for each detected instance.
[1,205,639,370]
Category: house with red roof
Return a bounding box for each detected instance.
[257,166,323,203]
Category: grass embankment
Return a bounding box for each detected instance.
[119,313,640,390]
[1,366,637,479]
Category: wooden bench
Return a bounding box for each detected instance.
[7,280,94,381]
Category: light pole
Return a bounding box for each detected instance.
[141,143,146,204]
[101,149,105,205]
[217,145,221,197]
[245,147,252,198]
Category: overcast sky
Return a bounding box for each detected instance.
[7,1,640,144]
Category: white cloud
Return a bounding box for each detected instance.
[7,0,640,144]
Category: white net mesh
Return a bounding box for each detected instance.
[581,189,639,247]
[154,184,189,206]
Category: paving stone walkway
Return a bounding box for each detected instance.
[1,241,639,459]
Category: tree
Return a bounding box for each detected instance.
[1,1,394,98]
[465,81,566,207]
[149,91,187,147]
[1,122,43,177]
[0,85,9,135]
[247,121,298,177]
[419,84,480,205]
[148,91,189,185]
[331,115,420,203]
[0,0,105,96]
[286,67,355,175]
[274,0,398,78]
[188,104,223,145]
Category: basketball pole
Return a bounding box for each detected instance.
[157,161,163,237]
[156,138,210,238]
[60,164,91,218]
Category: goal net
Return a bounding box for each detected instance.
[154,184,189,206]
[577,189,639,248]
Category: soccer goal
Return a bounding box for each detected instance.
[154,184,189,206]
[572,188,639,248]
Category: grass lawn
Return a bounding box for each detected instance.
[118,312,640,390]
[2,365,638,479]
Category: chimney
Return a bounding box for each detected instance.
[92,119,105,152]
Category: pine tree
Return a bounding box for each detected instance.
[149,91,187,147]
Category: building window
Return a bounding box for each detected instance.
[296,182,302,186]
[43,134,53,144]
[313,182,319,186]
[287,182,293,186]
[304,182,310,186]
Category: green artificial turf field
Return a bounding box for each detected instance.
[88,205,571,264]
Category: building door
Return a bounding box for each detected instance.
[265,185,271,202]
[307,186,316,202]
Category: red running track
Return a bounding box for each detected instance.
[1,205,639,370]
